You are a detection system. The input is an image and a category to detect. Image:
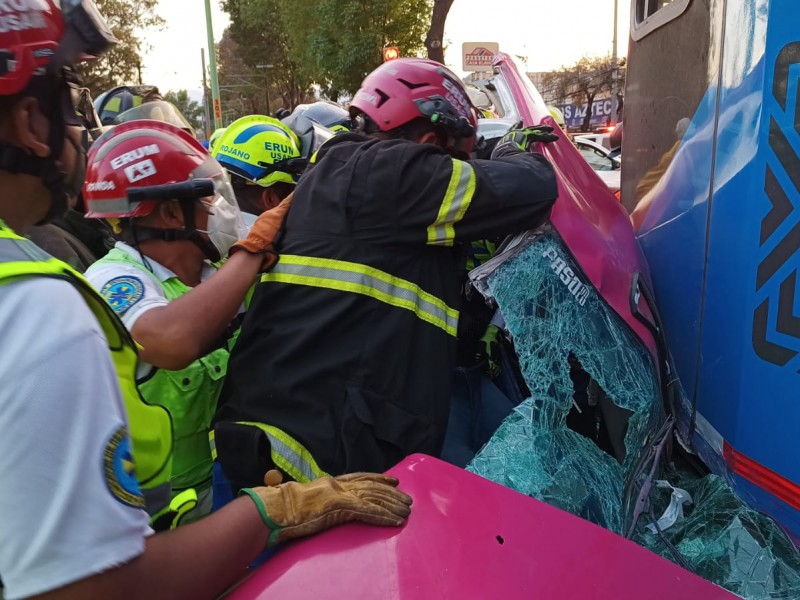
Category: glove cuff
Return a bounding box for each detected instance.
[241,488,284,547]
[229,244,280,273]
[490,141,525,160]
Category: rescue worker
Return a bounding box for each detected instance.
[0,4,411,597]
[95,84,164,125]
[24,81,114,271]
[287,100,356,132]
[547,106,567,132]
[82,120,291,524]
[212,115,302,217]
[214,58,560,488]
[95,84,196,136]
[208,126,227,150]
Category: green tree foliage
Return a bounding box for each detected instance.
[220,0,311,113]
[216,28,276,122]
[540,56,626,131]
[78,0,164,96]
[162,90,205,131]
[222,0,432,103]
[302,0,432,99]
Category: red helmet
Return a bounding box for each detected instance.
[84,120,223,218]
[0,0,115,96]
[350,58,478,155]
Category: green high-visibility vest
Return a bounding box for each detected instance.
[0,224,173,515]
[93,248,232,493]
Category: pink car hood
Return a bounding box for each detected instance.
[226,455,736,600]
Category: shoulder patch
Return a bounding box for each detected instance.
[100,276,144,315]
[103,426,145,508]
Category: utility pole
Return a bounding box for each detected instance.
[201,48,212,139]
[256,64,274,115]
[204,0,223,129]
[610,0,619,126]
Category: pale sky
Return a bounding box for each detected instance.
[141,0,631,96]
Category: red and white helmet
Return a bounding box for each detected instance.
[349,58,478,155]
[84,120,247,262]
[0,0,115,97]
[84,120,225,218]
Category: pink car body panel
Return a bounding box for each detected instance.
[226,455,737,600]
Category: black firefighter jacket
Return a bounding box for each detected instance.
[216,133,558,477]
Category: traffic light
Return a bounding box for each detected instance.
[383,46,400,62]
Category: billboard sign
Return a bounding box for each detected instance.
[559,99,615,129]
[462,42,499,71]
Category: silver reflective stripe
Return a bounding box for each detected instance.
[264,255,459,336]
[237,420,328,483]
[427,160,476,246]
[264,431,317,482]
[0,235,51,263]
[85,197,133,214]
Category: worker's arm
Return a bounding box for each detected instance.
[133,196,291,370]
[32,474,412,600]
[86,197,292,371]
[30,497,267,600]
[130,250,260,370]
[350,138,558,247]
[2,277,409,600]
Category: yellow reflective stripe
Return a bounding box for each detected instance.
[426,160,476,247]
[209,429,217,461]
[105,97,122,112]
[262,255,459,336]
[169,489,198,529]
[0,258,84,280]
[238,421,328,483]
[0,226,23,240]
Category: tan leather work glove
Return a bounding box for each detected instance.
[230,193,293,272]
[241,472,413,547]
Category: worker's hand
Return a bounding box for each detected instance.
[475,323,502,379]
[491,125,559,159]
[229,193,293,271]
[242,472,413,546]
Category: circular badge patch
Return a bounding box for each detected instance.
[100,276,144,315]
[103,426,145,508]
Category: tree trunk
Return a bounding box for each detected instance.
[425,0,454,64]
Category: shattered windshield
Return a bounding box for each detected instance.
[462,190,800,599]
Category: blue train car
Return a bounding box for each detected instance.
[624,0,800,541]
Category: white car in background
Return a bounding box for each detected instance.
[573,136,621,194]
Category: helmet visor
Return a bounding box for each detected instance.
[209,173,250,239]
[113,100,194,135]
[52,0,117,71]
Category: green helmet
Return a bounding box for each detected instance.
[212,115,303,187]
[208,127,227,150]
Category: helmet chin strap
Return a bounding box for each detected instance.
[0,74,75,225]
[0,143,70,225]
[128,199,222,264]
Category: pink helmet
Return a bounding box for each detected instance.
[350,58,477,155]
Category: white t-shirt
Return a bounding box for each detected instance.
[85,243,219,379]
[0,277,151,600]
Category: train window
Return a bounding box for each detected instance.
[632,0,691,40]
